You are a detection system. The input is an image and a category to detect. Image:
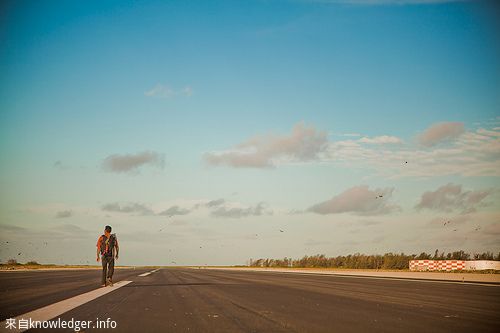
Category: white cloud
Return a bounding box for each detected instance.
[418,122,465,147]
[308,185,400,215]
[325,126,500,178]
[159,205,191,217]
[416,183,493,214]
[204,122,328,168]
[211,202,273,218]
[203,122,499,177]
[144,84,193,98]
[101,202,154,215]
[102,151,164,174]
[205,199,225,207]
[358,135,402,144]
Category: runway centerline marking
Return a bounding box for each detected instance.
[0,280,132,333]
[138,268,160,277]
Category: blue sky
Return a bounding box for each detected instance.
[1,0,499,265]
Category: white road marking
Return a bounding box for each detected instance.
[0,280,132,333]
[138,268,160,277]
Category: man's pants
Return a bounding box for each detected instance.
[101,256,115,285]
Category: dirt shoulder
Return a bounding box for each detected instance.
[194,266,500,284]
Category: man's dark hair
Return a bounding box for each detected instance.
[105,225,112,233]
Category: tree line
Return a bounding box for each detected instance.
[248,250,500,270]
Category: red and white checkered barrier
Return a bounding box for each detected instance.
[409,260,466,271]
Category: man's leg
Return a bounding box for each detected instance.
[107,258,115,285]
[101,256,107,286]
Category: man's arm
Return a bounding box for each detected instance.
[96,236,101,262]
[115,238,119,260]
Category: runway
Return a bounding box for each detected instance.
[1,268,499,332]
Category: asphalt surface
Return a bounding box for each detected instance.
[1,268,499,332]
[0,268,150,321]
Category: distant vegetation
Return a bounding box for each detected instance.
[249,250,500,270]
[3,259,41,266]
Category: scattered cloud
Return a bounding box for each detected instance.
[205,199,225,207]
[159,205,191,217]
[144,84,193,98]
[287,209,305,215]
[418,122,465,147]
[55,210,73,219]
[416,183,493,214]
[204,122,328,168]
[308,185,400,215]
[102,151,164,174]
[325,125,500,178]
[203,121,499,177]
[211,202,273,218]
[101,202,154,215]
[358,135,402,144]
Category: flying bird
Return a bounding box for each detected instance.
[17,252,21,256]
[453,229,457,232]
[474,226,481,231]
[443,221,451,226]
[279,230,284,233]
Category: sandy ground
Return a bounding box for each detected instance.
[194,267,500,284]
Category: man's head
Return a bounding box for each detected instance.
[104,225,112,234]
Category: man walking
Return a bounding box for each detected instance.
[96,225,119,287]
